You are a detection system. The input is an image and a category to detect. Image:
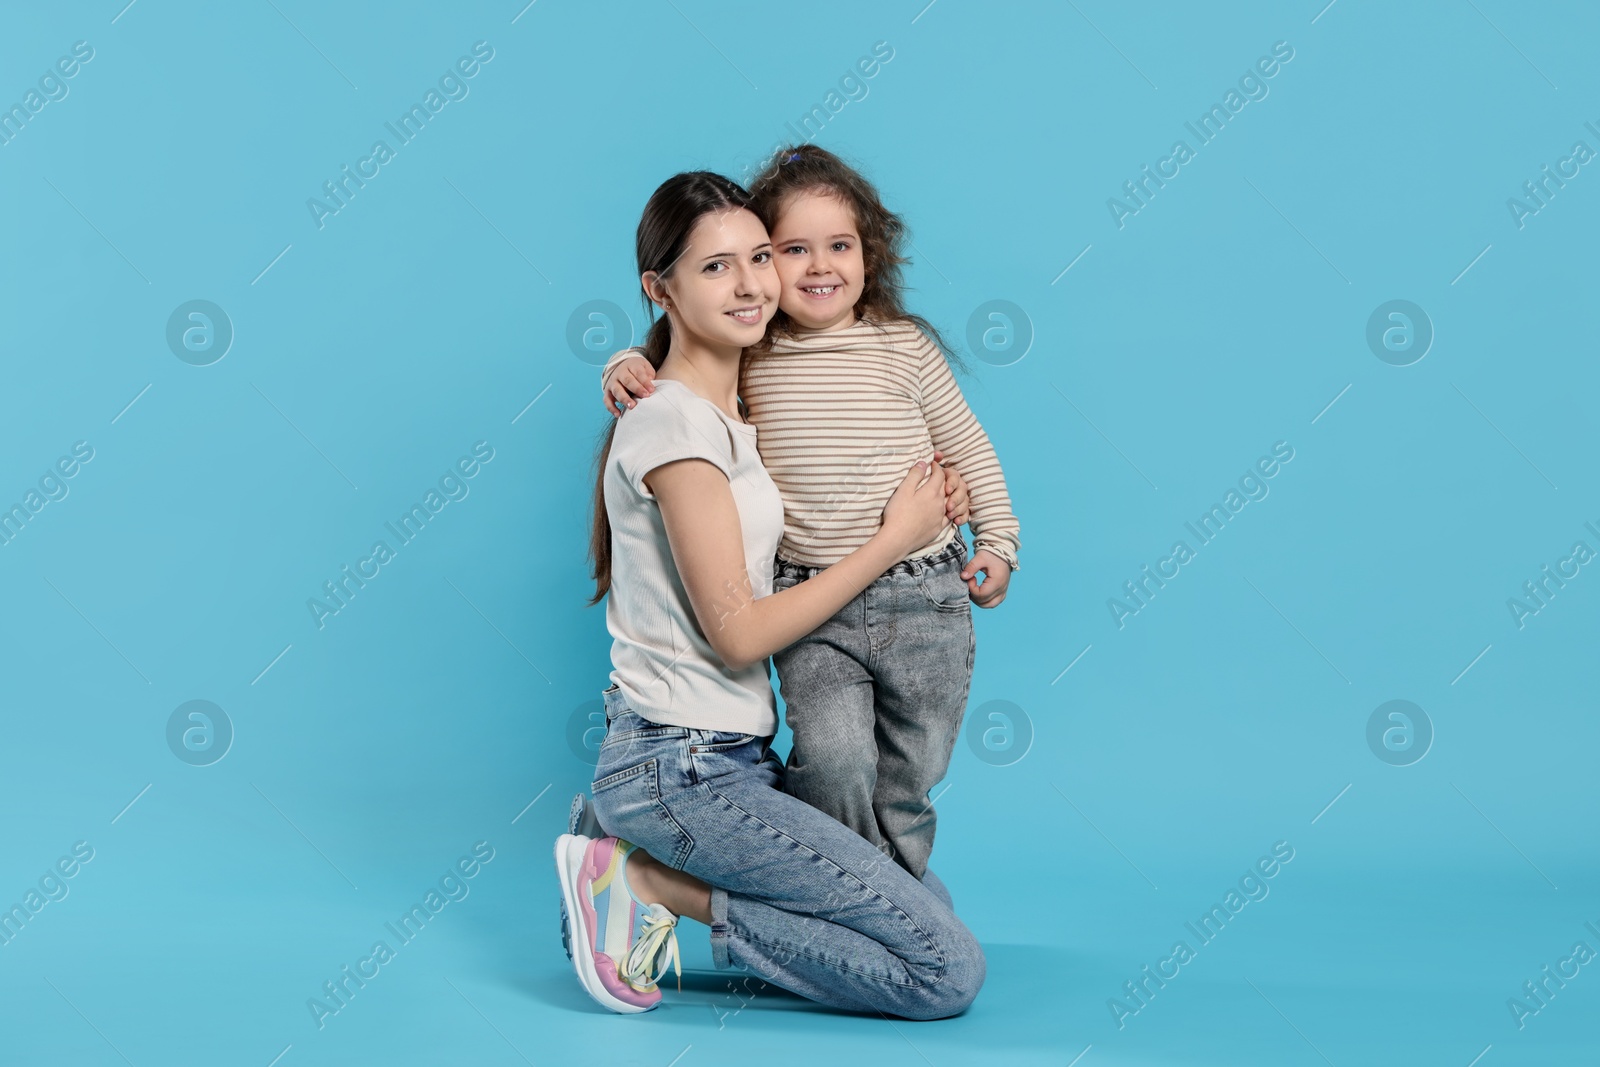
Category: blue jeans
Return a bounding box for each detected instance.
[771,538,975,881]
[590,685,986,1019]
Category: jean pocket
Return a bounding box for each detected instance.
[592,758,651,795]
[686,730,757,786]
[590,758,695,870]
[918,570,972,613]
[686,729,754,754]
[596,722,686,789]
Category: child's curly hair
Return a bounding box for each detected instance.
[745,144,968,374]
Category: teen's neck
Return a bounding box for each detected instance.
[656,342,744,423]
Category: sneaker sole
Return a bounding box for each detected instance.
[560,891,573,961]
[553,834,655,1014]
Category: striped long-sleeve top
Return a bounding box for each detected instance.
[603,317,1021,571]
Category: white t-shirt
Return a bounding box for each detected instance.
[604,378,786,735]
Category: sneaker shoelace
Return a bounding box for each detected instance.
[621,904,682,993]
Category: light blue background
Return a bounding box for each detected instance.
[1,2,1596,1064]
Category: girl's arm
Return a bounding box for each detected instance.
[912,331,1021,574]
[607,345,970,521]
[910,329,1019,606]
[647,457,950,672]
[602,349,655,416]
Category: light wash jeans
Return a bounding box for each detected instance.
[590,684,986,1020]
[771,537,975,881]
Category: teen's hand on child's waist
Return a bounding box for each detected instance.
[962,549,1011,608]
[881,461,951,553]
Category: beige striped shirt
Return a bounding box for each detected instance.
[604,317,1020,571]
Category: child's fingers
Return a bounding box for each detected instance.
[945,481,970,517]
[966,562,1010,607]
[606,380,636,415]
[967,571,1002,607]
[623,367,655,396]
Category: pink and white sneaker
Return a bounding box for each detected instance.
[554,833,681,1013]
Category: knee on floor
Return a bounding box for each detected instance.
[903,930,987,1020]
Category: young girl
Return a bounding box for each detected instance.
[598,145,1021,888]
[557,168,984,1017]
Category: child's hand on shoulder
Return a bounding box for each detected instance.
[962,550,1011,608]
[603,350,656,416]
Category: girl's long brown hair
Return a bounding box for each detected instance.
[745,143,969,376]
[587,171,758,605]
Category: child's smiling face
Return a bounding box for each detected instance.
[768,190,865,333]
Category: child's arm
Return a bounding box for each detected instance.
[601,348,655,416]
[602,347,973,519]
[912,330,1020,608]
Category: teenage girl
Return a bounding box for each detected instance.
[556,170,984,1017]
[598,145,1021,887]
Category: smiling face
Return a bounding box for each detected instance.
[768,189,865,333]
[643,206,777,352]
